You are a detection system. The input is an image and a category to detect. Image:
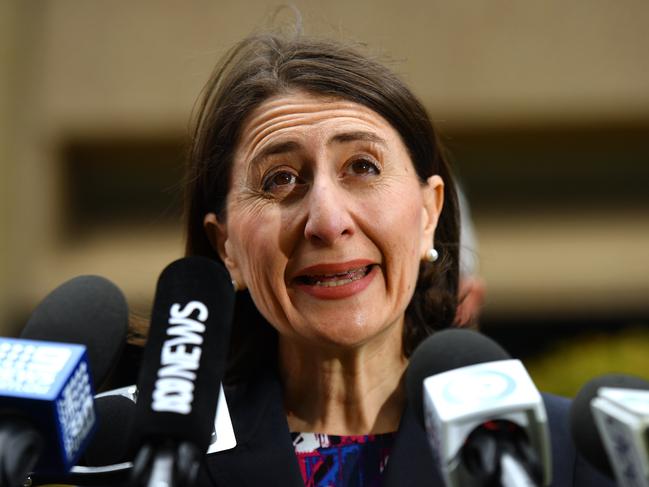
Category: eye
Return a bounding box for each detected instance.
[262,170,301,192]
[347,158,380,176]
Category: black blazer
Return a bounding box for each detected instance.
[198,369,614,487]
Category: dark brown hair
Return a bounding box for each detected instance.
[184,33,460,382]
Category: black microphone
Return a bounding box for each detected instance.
[26,392,138,487]
[570,373,649,486]
[1,275,128,486]
[130,256,234,487]
[84,393,138,466]
[20,275,129,389]
[406,329,551,487]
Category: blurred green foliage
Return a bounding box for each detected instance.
[524,325,649,398]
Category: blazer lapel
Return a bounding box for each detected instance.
[383,404,444,487]
[200,369,304,487]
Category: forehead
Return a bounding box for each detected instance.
[236,91,404,159]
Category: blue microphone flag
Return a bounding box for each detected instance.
[0,337,96,473]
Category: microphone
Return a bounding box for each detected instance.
[20,275,129,389]
[27,390,139,487]
[570,373,649,487]
[0,337,95,483]
[406,329,551,487]
[28,379,237,486]
[83,393,138,466]
[1,275,128,486]
[130,256,234,487]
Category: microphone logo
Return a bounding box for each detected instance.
[0,341,72,395]
[443,369,516,405]
[152,300,209,415]
[56,361,95,459]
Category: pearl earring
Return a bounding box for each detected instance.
[425,247,439,263]
[231,279,239,291]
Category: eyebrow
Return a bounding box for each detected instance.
[249,131,387,168]
[329,131,387,147]
[249,140,301,168]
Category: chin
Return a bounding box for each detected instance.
[303,319,403,353]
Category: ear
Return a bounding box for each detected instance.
[420,175,444,257]
[203,213,245,289]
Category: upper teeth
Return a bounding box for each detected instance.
[308,266,370,286]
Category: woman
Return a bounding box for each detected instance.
[183,33,611,487]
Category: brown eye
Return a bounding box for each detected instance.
[262,171,299,192]
[349,158,380,176]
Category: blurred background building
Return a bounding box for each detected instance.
[1,0,648,394]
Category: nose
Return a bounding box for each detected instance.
[303,179,354,245]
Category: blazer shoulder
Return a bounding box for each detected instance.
[542,392,615,487]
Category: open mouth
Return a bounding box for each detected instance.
[296,265,374,287]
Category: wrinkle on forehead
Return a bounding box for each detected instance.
[236,92,396,165]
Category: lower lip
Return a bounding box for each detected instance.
[294,265,378,300]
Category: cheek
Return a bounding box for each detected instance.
[402,208,426,280]
[229,211,291,308]
[374,195,426,297]
[231,218,273,281]
[382,199,425,255]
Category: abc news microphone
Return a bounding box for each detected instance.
[406,329,551,487]
[571,373,649,487]
[0,275,128,487]
[130,256,234,487]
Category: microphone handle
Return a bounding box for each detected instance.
[147,446,176,487]
[500,452,537,487]
[133,442,201,487]
[462,424,542,487]
[0,417,44,487]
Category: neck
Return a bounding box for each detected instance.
[279,327,407,436]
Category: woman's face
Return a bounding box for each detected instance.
[205,91,443,350]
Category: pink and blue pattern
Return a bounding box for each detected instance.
[292,432,395,487]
